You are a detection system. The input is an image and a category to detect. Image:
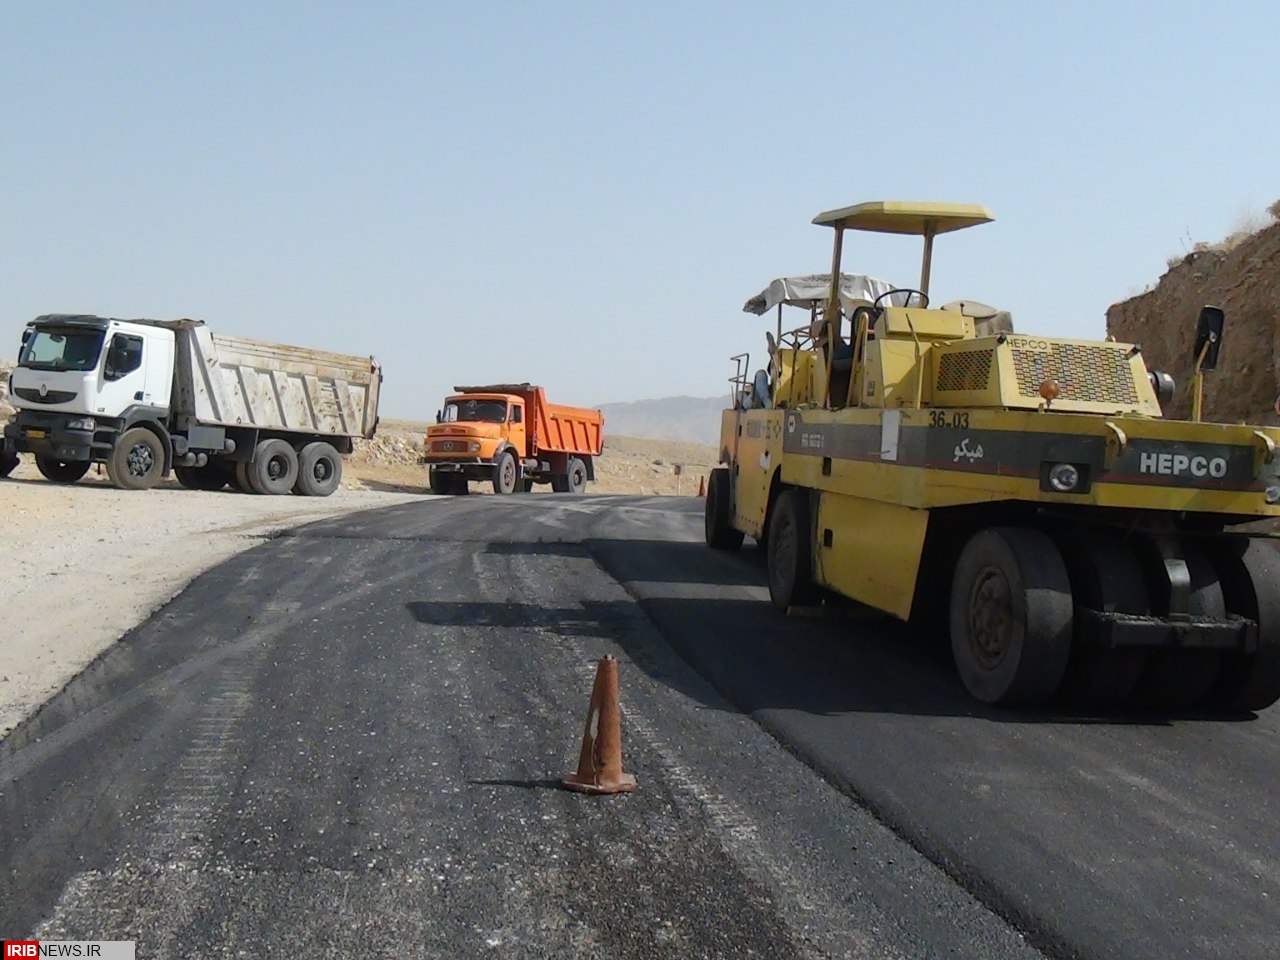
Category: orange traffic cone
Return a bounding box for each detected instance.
[563,655,637,795]
[697,475,706,497]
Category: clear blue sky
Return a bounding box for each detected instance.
[3,1,1279,418]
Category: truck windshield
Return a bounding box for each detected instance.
[18,328,105,372]
[443,399,507,423]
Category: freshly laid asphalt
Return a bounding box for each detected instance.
[1,494,1276,959]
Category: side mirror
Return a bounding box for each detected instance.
[20,329,32,347]
[1192,305,1224,371]
[435,410,442,424]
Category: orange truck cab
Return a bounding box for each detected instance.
[423,383,604,495]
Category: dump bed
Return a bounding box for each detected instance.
[170,321,380,438]
[453,383,603,456]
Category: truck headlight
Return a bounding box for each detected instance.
[1266,485,1280,504]
[67,417,95,431]
[1048,463,1081,492]
[470,442,480,452]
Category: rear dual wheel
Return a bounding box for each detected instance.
[294,442,342,497]
[248,439,298,495]
[550,457,588,494]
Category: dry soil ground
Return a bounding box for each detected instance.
[0,427,717,737]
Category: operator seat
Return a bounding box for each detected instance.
[941,300,1014,336]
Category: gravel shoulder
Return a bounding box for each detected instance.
[0,460,422,737]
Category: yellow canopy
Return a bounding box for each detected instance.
[812,200,994,235]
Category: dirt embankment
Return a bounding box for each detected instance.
[1107,215,1280,424]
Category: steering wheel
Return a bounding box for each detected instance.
[874,288,929,309]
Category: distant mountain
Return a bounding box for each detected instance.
[596,395,726,447]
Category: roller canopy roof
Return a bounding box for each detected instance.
[812,201,994,234]
[742,274,900,315]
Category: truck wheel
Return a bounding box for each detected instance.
[35,456,90,484]
[492,450,518,495]
[1206,538,1280,712]
[0,450,17,479]
[106,428,166,490]
[767,490,821,608]
[949,527,1073,706]
[249,439,299,495]
[234,461,258,494]
[174,465,228,491]
[1132,542,1222,708]
[705,467,744,551]
[295,442,342,497]
[566,457,588,494]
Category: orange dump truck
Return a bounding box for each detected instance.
[423,383,604,494]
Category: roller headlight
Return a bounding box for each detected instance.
[1266,485,1280,505]
[1048,463,1081,492]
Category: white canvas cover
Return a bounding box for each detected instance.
[742,273,903,316]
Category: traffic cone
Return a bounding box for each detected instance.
[563,655,637,795]
[697,475,706,497]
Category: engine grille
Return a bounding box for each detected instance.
[14,387,77,404]
[1011,343,1139,404]
[936,349,995,392]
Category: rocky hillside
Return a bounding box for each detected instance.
[595,395,726,447]
[0,359,13,420]
[1107,211,1280,424]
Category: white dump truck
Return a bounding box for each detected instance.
[1,314,380,495]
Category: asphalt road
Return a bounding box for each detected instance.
[2,495,1276,959]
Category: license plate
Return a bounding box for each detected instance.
[26,428,46,439]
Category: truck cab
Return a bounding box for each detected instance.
[6,315,176,480]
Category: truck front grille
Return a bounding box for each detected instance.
[14,387,78,404]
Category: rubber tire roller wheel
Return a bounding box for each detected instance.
[1206,537,1280,712]
[1055,534,1149,706]
[705,467,744,551]
[766,489,822,609]
[1132,541,1223,709]
[949,527,1074,706]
